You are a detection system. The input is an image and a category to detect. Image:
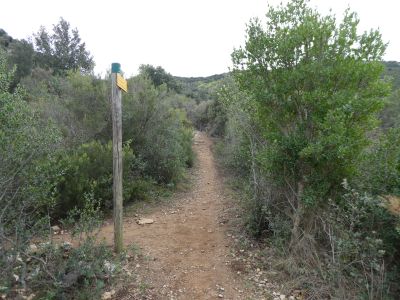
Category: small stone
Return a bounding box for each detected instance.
[101,290,115,300]
[289,297,295,300]
[104,260,116,273]
[280,295,286,300]
[51,225,60,232]
[218,294,224,298]
[137,218,154,225]
[28,244,38,254]
[13,274,19,282]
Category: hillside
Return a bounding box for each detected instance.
[384,61,400,89]
[174,73,229,102]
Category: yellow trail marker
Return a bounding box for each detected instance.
[117,73,128,92]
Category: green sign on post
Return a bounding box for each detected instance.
[111,62,121,73]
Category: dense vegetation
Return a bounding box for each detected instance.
[0,19,194,299]
[199,1,400,298]
[2,1,400,298]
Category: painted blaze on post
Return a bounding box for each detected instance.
[117,73,128,92]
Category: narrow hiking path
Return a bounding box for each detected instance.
[99,131,254,299]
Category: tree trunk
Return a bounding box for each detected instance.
[290,181,304,250]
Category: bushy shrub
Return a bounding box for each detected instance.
[140,109,193,182]
[123,76,194,184]
[232,0,389,245]
[357,128,400,196]
[191,98,227,136]
[21,69,109,146]
[216,1,399,297]
[1,48,62,284]
[1,193,121,300]
[50,140,150,218]
[319,182,400,298]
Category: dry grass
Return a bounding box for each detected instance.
[382,195,400,216]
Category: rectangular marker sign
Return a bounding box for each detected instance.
[117,73,128,92]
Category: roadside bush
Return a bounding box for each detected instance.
[1,48,61,289]
[140,109,194,182]
[217,0,399,297]
[232,0,389,243]
[1,50,119,300]
[21,69,109,146]
[1,193,121,300]
[190,96,227,136]
[357,128,400,196]
[123,75,194,184]
[319,182,400,298]
[51,140,150,218]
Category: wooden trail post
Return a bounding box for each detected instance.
[111,63,127,253]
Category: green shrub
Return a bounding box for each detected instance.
[123,76,194,184]
[1,49,62,287]
[231,0,389,240]
[21,69,109,146]
[217,1,399,297]
[320,182,400,298]
[1,193,121,300]
[51,140,150,218]
[357,128,400,196]
[141,111,193,183]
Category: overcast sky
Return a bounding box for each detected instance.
[2,0,399,77]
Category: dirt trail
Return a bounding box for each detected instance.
[99,131,249,299]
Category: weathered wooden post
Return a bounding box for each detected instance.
[111,63,127,253]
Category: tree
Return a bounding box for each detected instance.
[34,18,94,74]
[0,47,61,265]
[232,0,389,246]
[0,29,13,49]
[139,64,181,92]
[0,30,34,88]
[8,39,35,86]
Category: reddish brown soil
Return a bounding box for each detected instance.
[101,131,251,299]
[56,132,258,299]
